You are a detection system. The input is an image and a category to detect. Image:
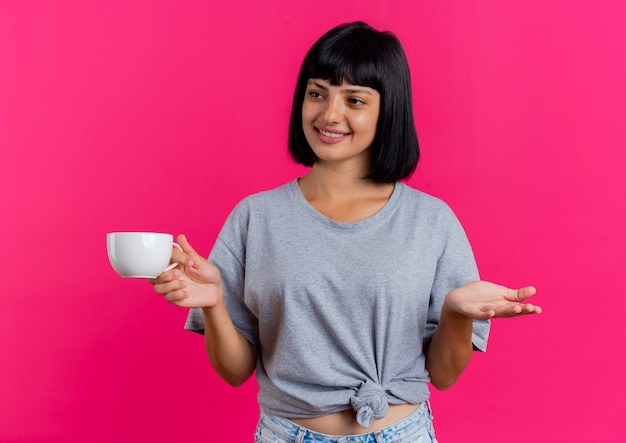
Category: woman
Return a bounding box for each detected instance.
[151,22,541,442]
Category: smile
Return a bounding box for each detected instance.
[317,128,348,138]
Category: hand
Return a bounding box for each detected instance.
[149,234,223,309]
[444,280,542,321]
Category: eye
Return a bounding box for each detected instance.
[347,97,366,106]
[307,90,324,99]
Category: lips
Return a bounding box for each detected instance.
[318,128,346,138]
[315,127,349,144]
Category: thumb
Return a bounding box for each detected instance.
[176,234,203,263]
[510,285,537,302]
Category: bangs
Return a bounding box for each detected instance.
[302,35,384,91]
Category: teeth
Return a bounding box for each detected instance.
[319,129,345,138]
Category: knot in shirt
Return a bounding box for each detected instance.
[349,380,389,428]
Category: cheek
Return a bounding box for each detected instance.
[301,109,317,144]
[356,114,378,138]
[301,113,314,139]
[301,102,316,125]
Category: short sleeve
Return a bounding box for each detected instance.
[184,203,260,349]
[424,208,490,352]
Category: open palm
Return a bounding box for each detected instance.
[445,281,542,320]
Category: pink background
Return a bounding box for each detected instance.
[1,1,624,441]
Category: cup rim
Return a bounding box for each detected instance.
[107,231,173,236]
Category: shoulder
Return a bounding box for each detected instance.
[239,180,294,206]
[393,183,472,248]
[396,182,459,222]
[219,180,296,233]
[228,180,295,219]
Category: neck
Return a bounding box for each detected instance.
[297,165,395,223]
[299,163,388,199]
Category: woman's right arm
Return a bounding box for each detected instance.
[150,234,257,387]
[200,300,257,386]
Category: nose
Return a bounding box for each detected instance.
[320,95,344,124]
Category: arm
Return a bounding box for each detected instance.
[425,303,473,390]
[425,281,542,391]
[150,234,257,386]
[201,298,257,387]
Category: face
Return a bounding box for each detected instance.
[302,78,380,169]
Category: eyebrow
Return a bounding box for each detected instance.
[308,80,373,95]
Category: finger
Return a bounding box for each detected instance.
[171,246,191,267]
[476,310,495,320]
[153,273,186,296]
[494,308,523,318]
[515,286,537,302]
[494,302,541,318]
[165,288,190,304]
[149,267,179,285]
[521,303,543,314]
[473,305,496,320]
[176,234,204,265]
[503,285,536,302]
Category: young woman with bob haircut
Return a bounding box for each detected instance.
[288,21,418,184]
[150,21,541,443]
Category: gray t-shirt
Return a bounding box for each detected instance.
[186,180,489,427]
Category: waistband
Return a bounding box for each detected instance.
[257,402,434,443]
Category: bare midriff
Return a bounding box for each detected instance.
[290,403,420,436]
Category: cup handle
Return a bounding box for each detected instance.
[162,242,183,273]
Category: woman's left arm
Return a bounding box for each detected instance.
[425,281,542,390]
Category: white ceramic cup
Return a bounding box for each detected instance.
[107,232,182,278]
